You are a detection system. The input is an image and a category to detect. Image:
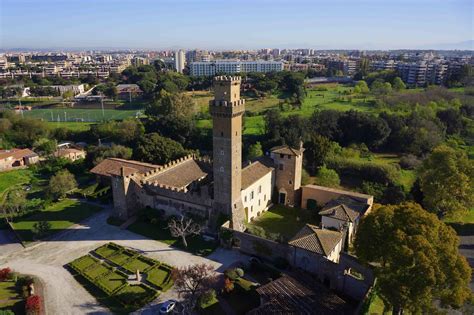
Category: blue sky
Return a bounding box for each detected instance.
[1,0,472,50]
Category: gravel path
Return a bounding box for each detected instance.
[0,207,247,315]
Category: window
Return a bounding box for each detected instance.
[264,194,266,201]
[250,191,254,200]
[245,196,247,202]
[279,164,284,171]
[220,166,224,173]
[280,154,284,158]
[288,155,291,159]
[251,206,253,212]
[235,131,238,136]
[258,185,262,193]
[258,199,261,206]
[221,132,223,136]
[220,150,224,156]
[289,180,293,185]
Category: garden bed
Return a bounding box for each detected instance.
[68,243,174,312]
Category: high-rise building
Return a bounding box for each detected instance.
[175,50,185,73]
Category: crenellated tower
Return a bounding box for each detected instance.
[209,76,246,231]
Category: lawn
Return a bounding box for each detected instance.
[46,121,94,131]
[96,272,128,293]
[0,169,33,198]
[11,199,103,243]
[245,204,318,240]
[0,281,23,310]
[70,255,99,272]
[23,108,141,122]
[107,251,135,266]
[127,218,218,256]
[84,263,112,280]
[146,266,172,289]
[123,257,154,273]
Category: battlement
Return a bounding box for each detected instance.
[214,75,241,83]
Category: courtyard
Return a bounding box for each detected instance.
[245,205,319,241]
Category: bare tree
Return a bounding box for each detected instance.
[171,264,217,309]
[168,215,201,248]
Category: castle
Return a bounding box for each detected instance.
[91,76,303,231]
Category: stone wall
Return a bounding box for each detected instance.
[301,184,373,210]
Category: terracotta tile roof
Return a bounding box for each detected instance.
[319,195,369,222]
[252,275,352,315]
[270,144,304,156]
[90,158,158,177]
[146,159,208,189]
[319,204,360,223]
[241,161,273,190]
[289,224,343,257]
[54,148,85,158]
[0,148,38,160]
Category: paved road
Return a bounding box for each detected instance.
[0,208,247,315]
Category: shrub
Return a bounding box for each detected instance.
[235,268,244,278]
[25,295,41,315]
[399,154,422,170]
[224,269,240,281]
[0,267,12,281]
[198,289,217,309]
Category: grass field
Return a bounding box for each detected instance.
[0,169,33,198]
[46,121,95,131]
[23,108,142,122]
[11,199,103,242]
[245,205,318,240]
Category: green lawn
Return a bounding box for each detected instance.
[123,257,154,273]
[23,108,141,122]
[108,251,135,266]
[0,169,33,197]
[365,293,387,314]
[127,218,217,256]
[46,121,94,131]
[70,255,99,272]
[11,199,103,243]
[84,263,111,280]
[245,204,318,240]
[95,244,119,258]
[96,272,127,293]
[146,266,172,288]
[0,281,23,310]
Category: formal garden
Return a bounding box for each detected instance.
[68,242,173,313]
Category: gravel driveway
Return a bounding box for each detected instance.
[0,207,247,315]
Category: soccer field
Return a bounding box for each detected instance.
[22,108,143,122]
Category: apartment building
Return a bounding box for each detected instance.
[175,50,185,73]
[190,60,284,76]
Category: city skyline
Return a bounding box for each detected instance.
[1,0,473,51]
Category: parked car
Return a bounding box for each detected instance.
[159,300,177,314]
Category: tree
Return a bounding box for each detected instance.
[418,145,474,218]
[4,188,27,220]
[315,166,340,188]
[47,170,78,199]
[304,133,333,175]
[437,108,463,135]
[32,221,51,239]
[354,80,369,94]
[33,138,57,156]
[392,77,406,91]
[168,215,202,248]
[87,144,132,166]
[248,142,263,160]
[171,264,217,309]
[145,90,196,120]
[134,133,189,165]
[354,202,471,314]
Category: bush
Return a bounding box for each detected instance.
[327,157,398,185]
[224,269,240,281]
[235,268,244,278]
[399,154,422,170]
[25,295,41,315]
[0,267,12,281]
[16,275,34,288]
[198,289,217,309]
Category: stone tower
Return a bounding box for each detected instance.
[209,76,246,231]
[271,144,304,207]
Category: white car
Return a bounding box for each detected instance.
[159,300,177,314]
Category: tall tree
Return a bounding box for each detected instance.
[304,133,332,175]
[392,77,406,91]
[418,145,474,218]
[355,203,471,314]
[47,170,78,200]
[133,133,189,165]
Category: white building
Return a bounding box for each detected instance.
[190,60,284,76]
[175,50,186,73]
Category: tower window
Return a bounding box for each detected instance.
[220,167,224,173]
[221,132,223,136]
[235,131,238,136]
[289,180,293,185]
[279,164,284,171]
[280,154,284,158]
[220,150,224,156]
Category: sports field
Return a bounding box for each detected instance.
[22,108,144,122]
